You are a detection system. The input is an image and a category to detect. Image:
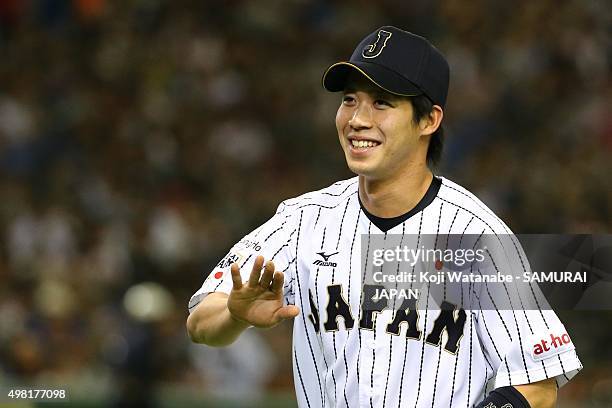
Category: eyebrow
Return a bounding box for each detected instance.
[343,87,400,100]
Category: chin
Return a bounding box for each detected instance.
[346,161,378,178]
[343,149,383,177]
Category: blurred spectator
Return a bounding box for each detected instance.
[189,329,277,401]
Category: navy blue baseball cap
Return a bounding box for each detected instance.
[322,26,450,108]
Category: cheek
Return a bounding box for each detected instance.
[335,106,349,135]
[380,119,414,151]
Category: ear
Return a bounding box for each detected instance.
[419,105,443,136]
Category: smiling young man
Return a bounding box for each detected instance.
[187,26,581,407]
[338,73,440,220]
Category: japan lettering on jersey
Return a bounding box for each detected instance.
[189,176,582,408]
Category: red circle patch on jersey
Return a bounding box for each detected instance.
[214,271,223,279]
[434,260,444,270]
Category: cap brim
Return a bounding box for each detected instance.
[322,61,422,97]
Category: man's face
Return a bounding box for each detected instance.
[335,73,425,181]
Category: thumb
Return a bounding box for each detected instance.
[275,305,300,321]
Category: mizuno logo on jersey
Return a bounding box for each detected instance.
[313,251,338,267]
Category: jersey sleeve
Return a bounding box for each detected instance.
[473,233,582,389]
[188,201,297,313]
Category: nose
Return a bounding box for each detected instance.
[348,102,373,130]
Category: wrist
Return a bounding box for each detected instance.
[228,309,251,329]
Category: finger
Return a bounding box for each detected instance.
[274,305,300,322]
[259,260,275,289]
[247,255,265,287]
[270,271,284,295]
[230,263,242,290]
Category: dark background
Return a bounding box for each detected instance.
[0,0,610,406]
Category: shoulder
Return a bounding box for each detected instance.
[275,177,359,215]
[250,178,358,240]
[436,176,513,235]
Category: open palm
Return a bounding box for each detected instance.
[228,256,299,328]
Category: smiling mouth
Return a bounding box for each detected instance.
[350,139,381,149]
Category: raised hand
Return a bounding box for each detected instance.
[227,255,299,328]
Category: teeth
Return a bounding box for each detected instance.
[351,140,378,148]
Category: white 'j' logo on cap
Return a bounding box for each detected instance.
[362,30,392,59]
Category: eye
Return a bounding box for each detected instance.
[342,95,356,105]
[374,99,392,108]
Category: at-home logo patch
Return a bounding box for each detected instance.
[531,333,574,361]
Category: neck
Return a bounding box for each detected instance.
[358,165,433,218]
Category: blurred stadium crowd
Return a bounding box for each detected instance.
[0,0,610,406]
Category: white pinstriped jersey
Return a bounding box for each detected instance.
[189,176,582,407]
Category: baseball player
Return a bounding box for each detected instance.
[187,26,582,407]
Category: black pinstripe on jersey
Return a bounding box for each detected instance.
[398,210,423,406]
[314,225,330,407]
[356,221,371,392]
[341,206,361,407]
[294,210,324,405]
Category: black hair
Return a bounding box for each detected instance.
[408,94,444,168]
